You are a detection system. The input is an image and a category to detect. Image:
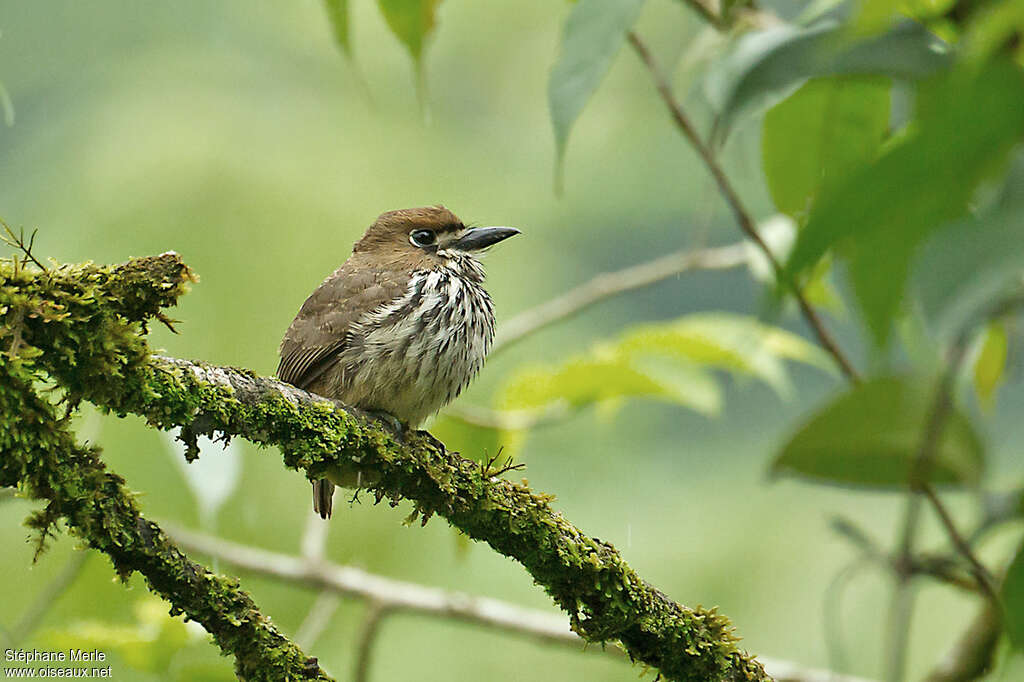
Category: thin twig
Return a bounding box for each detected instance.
[625,31,859,383]
[353,602,389,682]
[165,524,605,653]
[170,525,876,682]
[295,591,342,651]
[1,221,46,271]
[910,343,998,602]
[920,485,997,601]
[922,600,1001,682]
[491,242,749,355]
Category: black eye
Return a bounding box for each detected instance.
[410,229,436,247]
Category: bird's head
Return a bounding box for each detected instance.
[353,206,520,274]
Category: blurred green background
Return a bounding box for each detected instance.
[1,1,1022,680]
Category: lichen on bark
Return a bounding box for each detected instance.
[0,252,771,682]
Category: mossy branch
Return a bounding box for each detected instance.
[0,252,771,682]
[0,253,330,681]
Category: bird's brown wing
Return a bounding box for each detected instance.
[277,257,411,392]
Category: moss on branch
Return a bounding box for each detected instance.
[0,253,771,682]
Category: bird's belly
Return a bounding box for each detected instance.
[335,274,494,426]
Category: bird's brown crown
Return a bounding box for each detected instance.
[353,205,463,254]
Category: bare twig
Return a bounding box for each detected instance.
[1,221,46,271]
[923,600,1001,682]
[165,524,603,653]
[295,592,342,651]
[354,602,389,682]
[625,31,859,383]
[171,524,876,682]
[920,485,997,600]
[910,344,998,602]
[491,242,749,355]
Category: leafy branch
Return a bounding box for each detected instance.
[0,252,770,682]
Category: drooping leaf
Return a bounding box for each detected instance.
[786,59,1024,346]
[972,321,1008,411]
[503,354,722,416]
[706,16,947,141]
[323,0,352,56]
[762,76,890,221]
[772,375,985,488]
[1004,539,1024,650]
[377,0,442,63]
[500,313,831,419]
[548,0,646,184]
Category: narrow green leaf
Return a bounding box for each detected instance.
[772,375,985,488]
[548,0,646,185]
[377,0,442,62]
[786,60,1024,346]
[706,17,947,142]
[973,321,1008,412]
[1003,539,1024,650]
[323,0,352,56]
[762,76,890,221]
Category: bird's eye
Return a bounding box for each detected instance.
[410,229,436,247]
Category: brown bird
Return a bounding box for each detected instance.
[277,206,519,518]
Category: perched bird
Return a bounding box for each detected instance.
[277,206,520,518]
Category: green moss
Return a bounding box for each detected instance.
[0,253,771,682]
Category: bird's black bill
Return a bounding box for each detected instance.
[449,226,520,252]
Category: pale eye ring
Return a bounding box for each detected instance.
[410,229,436,247]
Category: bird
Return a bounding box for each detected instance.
[276,206,520,519]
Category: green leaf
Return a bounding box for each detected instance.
[706,17,947,142]
[786,60,1024,346]
[762,76,890,221]
[500,313,831,419]
[1004,539,1024,650]
[548,0,646,184]
[323,0,352,56]
[377,0,442,63]
[972,321,1008,411]
[502,355,722,416]
[772,375,985,488]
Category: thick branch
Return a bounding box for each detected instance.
[0,254,329,680]
[6,254,770,682]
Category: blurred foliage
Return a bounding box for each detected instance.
[46,599,233,681]
[772,374,984,487]
[547,0,647,183]
[500,312,831,414]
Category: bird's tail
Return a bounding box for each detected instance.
[312,479,335,519]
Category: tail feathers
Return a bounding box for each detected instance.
[312,479,335,519]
